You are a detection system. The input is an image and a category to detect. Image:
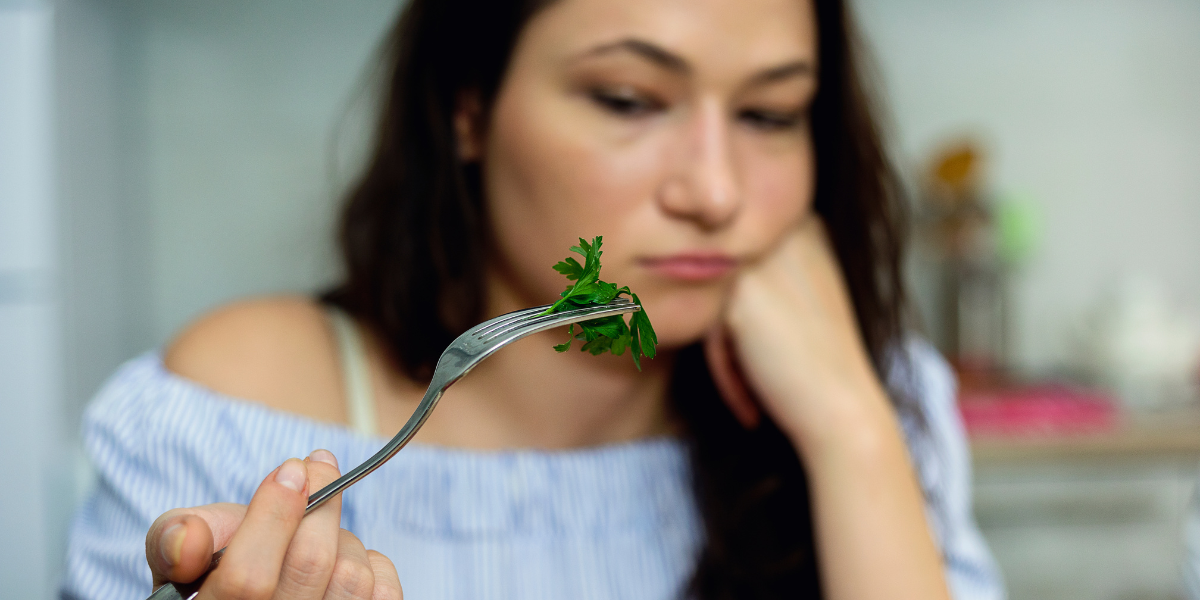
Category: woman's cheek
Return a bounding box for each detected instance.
[742,149,814,253]
[483,105,663,307]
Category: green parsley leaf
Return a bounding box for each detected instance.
[552,257,584,281]
[543,236,657,370]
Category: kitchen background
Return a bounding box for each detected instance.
[2,0,1198,598]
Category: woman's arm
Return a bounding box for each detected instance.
[712,217,952,600]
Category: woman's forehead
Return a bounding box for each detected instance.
[520,0,818,76]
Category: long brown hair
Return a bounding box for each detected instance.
[322,0,908,597]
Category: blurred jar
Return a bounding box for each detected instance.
[1074,279,1200,410]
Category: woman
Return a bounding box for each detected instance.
[62,0,1003,599]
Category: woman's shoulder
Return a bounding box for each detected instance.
[162,295,347,425]
[74,300,388,517]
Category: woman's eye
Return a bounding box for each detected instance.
[589,89,662,117]
[739,108,805,131]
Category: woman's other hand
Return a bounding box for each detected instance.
[706,216,893,455]
[707,217,951,600]
[144,450,402,600]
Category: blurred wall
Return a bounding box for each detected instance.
[1,5,68,598]
[57,0,397,415]
[123,0,395,353]
[56,0,125,456]
[856,0,1200,372]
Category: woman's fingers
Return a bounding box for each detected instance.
[366,551,403,600]
[146,503,247,586]
[198,458,310,600]
[144,450,395,600]
[276,450,345,599]
[321,529,375,600]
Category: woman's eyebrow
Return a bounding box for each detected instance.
[575,38,690,73]
[748,61,816,85]
[573,38,815,84]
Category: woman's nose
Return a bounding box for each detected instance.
[657,98,742,229]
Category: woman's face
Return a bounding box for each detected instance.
[471,0,819,348]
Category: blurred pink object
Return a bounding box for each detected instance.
[959,385,1119,437]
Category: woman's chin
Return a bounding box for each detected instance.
[639,293,724,350]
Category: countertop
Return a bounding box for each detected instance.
[971,406,1200,465]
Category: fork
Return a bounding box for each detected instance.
[148,298,640,600]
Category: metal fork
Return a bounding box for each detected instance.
[149,298,640,600]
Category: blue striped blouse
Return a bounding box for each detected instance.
[61,339,1004,600]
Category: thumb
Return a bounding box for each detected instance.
[146,502,247,586]
[704,326,761,430]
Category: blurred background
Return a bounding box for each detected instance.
[1,0,1198,598]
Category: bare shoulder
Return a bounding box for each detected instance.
[163,295,346,424]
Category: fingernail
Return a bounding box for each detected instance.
[307,449,338,469]
[161,523,186,567]
[275,458,307,493]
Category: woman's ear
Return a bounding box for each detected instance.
[453,89,485,162]
[704,326,761,430]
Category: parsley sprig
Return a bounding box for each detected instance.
[543,236,657,370]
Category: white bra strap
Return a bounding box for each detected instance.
[328,307,378,437]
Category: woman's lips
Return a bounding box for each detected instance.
[641,254,739,281]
